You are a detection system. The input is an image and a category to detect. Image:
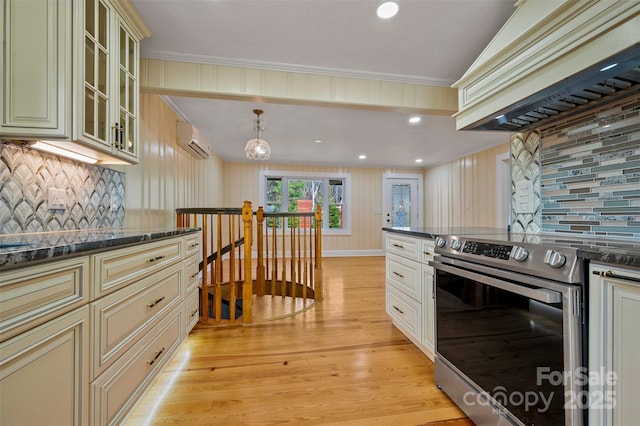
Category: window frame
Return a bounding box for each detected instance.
[258,170,352,235]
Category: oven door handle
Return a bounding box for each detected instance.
[433,261,562,304]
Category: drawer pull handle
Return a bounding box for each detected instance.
[423,252,431,256]
[147,347,165,366]
[190,273,199,279]
[392,243,405,249]
[392,271,405,279]
[189,243,199,249]
[147,296,165,308]
[592,270,640,283]
[190,308,199,317]
[392,305,404,314]
[148,255,166,263]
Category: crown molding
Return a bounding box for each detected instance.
[158,95,190,123]
[141,51,454,87]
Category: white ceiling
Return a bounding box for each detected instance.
[131,0,516,168]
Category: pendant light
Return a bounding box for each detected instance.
[245,109,271,160]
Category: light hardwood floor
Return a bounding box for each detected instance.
[124,256,472,425]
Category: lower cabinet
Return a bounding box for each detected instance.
[385,232,435,360]
[91,304,183,426]
[0,306,90,426]
[589,262,640,426]
[0,231,200,426]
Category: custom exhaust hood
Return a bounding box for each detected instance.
[453,0,640,132]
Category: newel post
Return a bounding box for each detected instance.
[314,205,323,301]
[242,200,253,323]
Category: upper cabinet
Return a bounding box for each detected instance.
[0,0,72,139]
[75,0,141,163]
[0,0,150,164]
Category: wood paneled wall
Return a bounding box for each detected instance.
[223,162,416,253]
[123,94,224,228]
[423,143,510,228]
[128,94,509,248]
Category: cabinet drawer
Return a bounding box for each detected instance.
[185,255,200,296]
[0,256,89,342]
[91,262,183,379]
[386,252,421,301]
[91,304,182,426]
[386,286,421,341]
[92,238,183,299]
[386,234,421,261]
[185,287,199,334]
[422,239,435,264]
[184,233,201,258]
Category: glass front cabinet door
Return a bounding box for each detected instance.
[75,0,140,163]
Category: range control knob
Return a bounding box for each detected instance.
[544,250,566,268]
[450,239,462,251]
[435,237,446,248]
[511,246,529,262]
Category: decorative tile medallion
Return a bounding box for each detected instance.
[510,131,542,234]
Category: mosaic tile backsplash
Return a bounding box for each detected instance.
[0,141,125,234]
[539,94,640,239]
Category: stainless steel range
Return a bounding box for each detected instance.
[432,233,585,426]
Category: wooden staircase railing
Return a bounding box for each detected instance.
[176,201,323,325]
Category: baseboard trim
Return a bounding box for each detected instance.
[322,250,385,257]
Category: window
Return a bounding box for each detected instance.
[259,171,351,235]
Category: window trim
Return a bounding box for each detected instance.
[258,170,352,236]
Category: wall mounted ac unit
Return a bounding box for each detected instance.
[176,121,211,159]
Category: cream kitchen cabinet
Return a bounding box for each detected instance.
[0,255,89,342]
[0,0,148,164]
[74,0,144,163]
[589,263,640,426]
[0,231,200,426]
[0,0,72,138]
[384,232,435,361]
[421,239,435,356]
[90,261,183,379]
[0,306,90,426]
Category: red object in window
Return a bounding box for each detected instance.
[297,199,312,228]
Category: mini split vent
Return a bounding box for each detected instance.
[176,121,212,159]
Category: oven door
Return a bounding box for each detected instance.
[433,257,583,426]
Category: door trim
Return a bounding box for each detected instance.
[382,172,423,230]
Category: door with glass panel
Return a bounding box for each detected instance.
[383,177,419,228]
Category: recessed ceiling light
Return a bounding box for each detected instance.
[358,154,367,160]
[314,139,322,143]
[376,1,398,19]
[409,116,421,124]
[415,158,423,163]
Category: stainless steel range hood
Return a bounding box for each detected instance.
[453,0,640,132]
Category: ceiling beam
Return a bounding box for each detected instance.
[140,58,458,116]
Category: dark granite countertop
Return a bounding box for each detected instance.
[383,226,640,269]
[0,227,200,271]
[382,226,506,239]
